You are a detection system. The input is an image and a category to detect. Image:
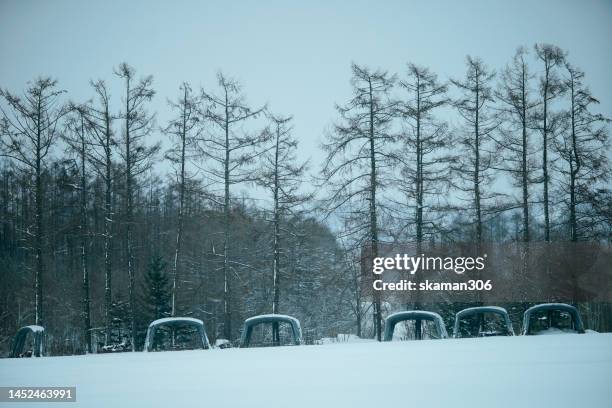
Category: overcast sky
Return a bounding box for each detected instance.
[1,0,611,200]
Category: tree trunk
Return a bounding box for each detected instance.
[125,77,137,351]
[172,86,188,317]
[34,125,44,326]
[415,76,423,245]
[79,117,92,353]
[414,79,423,311]
[272,124,281,315]
[569,77,580,242]
[367,80,381,341]
[474,71,482,244]
[521,67,530,243]
[35,108,44,327]
[542,67,551,242]
[223,94,232,340]
[103,115,113,345]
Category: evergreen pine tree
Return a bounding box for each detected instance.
[142,256,171,321]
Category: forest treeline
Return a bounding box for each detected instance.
[1,44,610,355]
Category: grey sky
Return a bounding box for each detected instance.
[1,0,611,202]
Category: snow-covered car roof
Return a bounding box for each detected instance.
[383,310,449,341]
[453,306,515,338]
[244,314,301,327]
[144,317,210,351]
[523,303,580,315]
[147,317,204,327]
[455,306,509,317]
[240,314,303,347]
[386,310,443,321]
[522,303,585,335]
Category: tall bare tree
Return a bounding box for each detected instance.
[321,63,396,341]
[393,63,453,318]
[83,79,115,344]
[496,47,538,242]
[63,104,93,352]
[534,43,566,242]
[199,72,267,340]
[164,83,201,317]
[395,63,453,244]
[115,63,160,350]
[0,78,67,326]
[258,113,309,317]
[451,57,499,243]
[555,63,610,241]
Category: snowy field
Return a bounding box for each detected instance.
[1,333,611,408]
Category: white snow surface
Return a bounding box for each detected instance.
[1,333,611,408]
[533,327,580,335]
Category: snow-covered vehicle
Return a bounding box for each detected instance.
[144,317,210,352]
[383,311,449,341]
[240,314,303,347]
[522,303,585,335]
[10,325,45,358]
[453,306,515,338]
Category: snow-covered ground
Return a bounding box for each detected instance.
[1,333,611,407]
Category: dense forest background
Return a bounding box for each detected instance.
[1,43,611,355]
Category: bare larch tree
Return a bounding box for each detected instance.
[63,104,93,352]
[115,63,160,351]
[534,43,566,242]
[164,82,201,316]
[321,63,396,341]
[258,113,309,316]
[395,63,453,243]
[83,79,116,344]
[496,47,538,242]
[451,56,499,243]
[555,62,610,241]
[0,78,67,326]
[199,72,266,340]
[394,63,453,317]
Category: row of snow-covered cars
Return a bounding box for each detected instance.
[383,302,586,341]
[9,314,304,357]
[9,302,586,357]
[142,314,305,351]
